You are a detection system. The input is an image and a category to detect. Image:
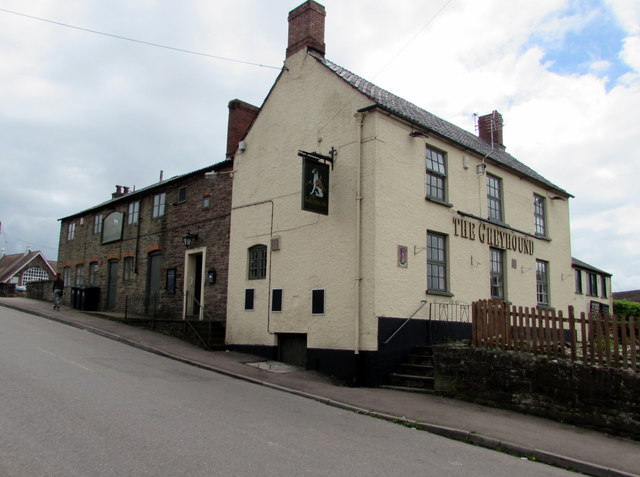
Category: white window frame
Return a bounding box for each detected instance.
[152,193,166,218]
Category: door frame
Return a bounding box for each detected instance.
[183,247,206,320]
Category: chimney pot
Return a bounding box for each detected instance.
[286,1,326,59]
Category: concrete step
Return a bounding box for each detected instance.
[399,363,434,377]
[388,373,435,389]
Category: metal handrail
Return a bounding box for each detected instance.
[382,300,428,345]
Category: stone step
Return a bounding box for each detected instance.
[406,354,434,366]
[388,373,435,389]
[380,385,436,394]
[399,363,434,377]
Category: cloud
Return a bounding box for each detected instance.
[0,0,637,293]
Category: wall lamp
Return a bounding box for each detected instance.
[182,232,198,247]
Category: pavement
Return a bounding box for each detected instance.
[1,296,638,477]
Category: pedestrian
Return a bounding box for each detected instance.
[52,273,64,310]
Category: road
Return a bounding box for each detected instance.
[0,308,575,477]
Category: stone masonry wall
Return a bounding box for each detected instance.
[433,344,640,439]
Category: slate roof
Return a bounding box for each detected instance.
[0,251,55,283]
[572,257,612,276]
[59,160,232,221]
[313,54,571,197]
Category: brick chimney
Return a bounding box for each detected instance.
[112,185,123,199]
[226,99,260,159]
[286,1,326,59]
[477,110,505,150]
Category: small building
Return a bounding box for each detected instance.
[55,100,258,319]
[571,258,613,316]
[224,1,595,385]
[0,249,57,294]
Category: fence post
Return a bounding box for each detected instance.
[568,306,576,363]
[630,315,637,372]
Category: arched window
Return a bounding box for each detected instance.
[248,245,267,280]
[22,267,49,285]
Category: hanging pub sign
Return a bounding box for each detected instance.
[102,211,124,244]
[300,150,332,215]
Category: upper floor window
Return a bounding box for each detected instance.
[425,147,446,202]
[490,248,505,300]
[202,195,211,208]
[487,174,503,222]
[575,269,583,294]
[587,272,598,296]
[533,194,546,237]
[536,260,549,306]
[427,232,448,293]
[67,222,76,241]
[248,245,267,280]
[178,186,187,203]
[152,193,166,218]
[93,214,103,235]
[128,201,140,224]
[601,276,608,298]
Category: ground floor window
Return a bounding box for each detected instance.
[490,248,504,299]
[536,260,549,306]
[312,289,325,315]
[427,232,447,293]
[271,289,283,312]
[244,289,255,311]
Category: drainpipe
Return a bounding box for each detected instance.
[354,112,364,355]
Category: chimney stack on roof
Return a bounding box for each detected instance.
[477,110,505,150]
[286,1,326,59]
[111,185,131,199]
[226,99,260,159]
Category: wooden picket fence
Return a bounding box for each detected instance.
[472,300,639,372]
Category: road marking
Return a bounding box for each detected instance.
[36,346,94,372]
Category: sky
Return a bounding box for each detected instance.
[0,0,638,292]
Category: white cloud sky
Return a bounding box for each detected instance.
[0,0,638,291]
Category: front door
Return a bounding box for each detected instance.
[106,260,118,310]
[184,251,204,319]
[146,252,162,314]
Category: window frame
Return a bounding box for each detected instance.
[425,146,447,202]
[271,288,283,313]
[426,231,449,294]
[487,174,503,223]
[312,289,325,315]
[601,276,608,299]
[75,264,84,286]
[536,260,550,306]
[533,194,546,237]
[244,288,255,311]
[93,214,103,235]
[178,186,187,204]
[123,257,134,281]
[248,245,268,280]
[587,272,598,297]
[67,222,76,241]
[490,247,505,300]
[89,262,99,285]
[575,269,583,294]
[128,201,140,224]
[152,193,166,218]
